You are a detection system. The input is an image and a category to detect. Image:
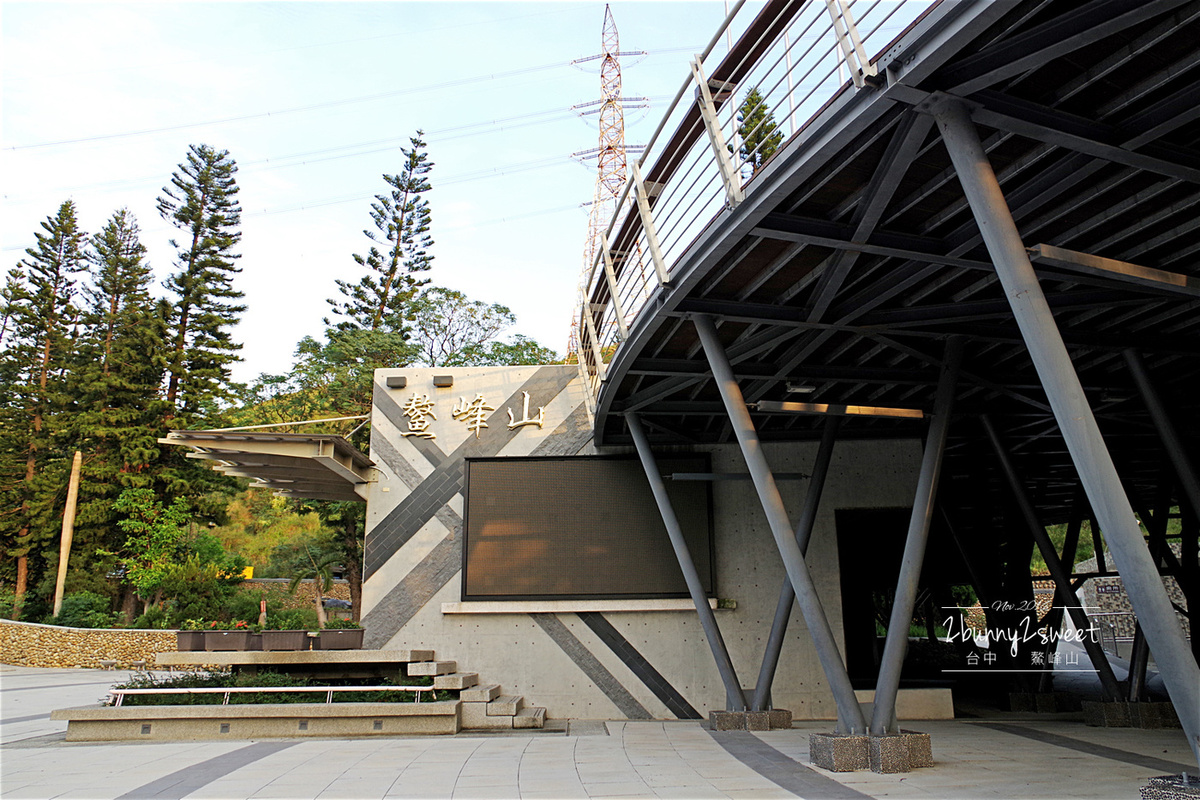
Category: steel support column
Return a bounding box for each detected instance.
[933,97,1200,767]
[1124,349,1200,520]
[626,411,748,711]
[694,314,867,734]
[980,415,1123,701]
[870,337,963,735]
[752,416,841,711]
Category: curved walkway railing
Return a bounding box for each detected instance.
[573,0,935,413]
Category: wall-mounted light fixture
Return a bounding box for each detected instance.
[432,375,454,388]
[385,376,407,389]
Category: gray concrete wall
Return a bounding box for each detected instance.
[361,365,922,721]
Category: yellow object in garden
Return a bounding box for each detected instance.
[242,566,254,579]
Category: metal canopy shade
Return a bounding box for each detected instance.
[585,0,1200,528]
[160,431,374,503]
[574,0,1200,762]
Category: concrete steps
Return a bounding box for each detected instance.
[409,658,544,731]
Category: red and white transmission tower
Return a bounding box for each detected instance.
[567,5,647,359]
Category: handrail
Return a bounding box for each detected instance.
[108,685,437,707]
[573,0,938,410]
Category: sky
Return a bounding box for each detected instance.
[2,1,744,383]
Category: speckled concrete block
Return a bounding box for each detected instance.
[709,711,745,731]
[900,730,933,768]
[767,709,792,729]
[1140,774,1200,799]
[869,734,910,774]
[1084,700,1131,727]
[745,711,771,731]
[809,733,869,772]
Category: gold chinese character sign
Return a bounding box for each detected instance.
[452,394,496,438]
[399,394,437,439]
[507,391,545,430]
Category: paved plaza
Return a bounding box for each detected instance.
[2,665,1195,799]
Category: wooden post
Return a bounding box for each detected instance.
[52,451,83,617]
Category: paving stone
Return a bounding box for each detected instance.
[809,732,868,772]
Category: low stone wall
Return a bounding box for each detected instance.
[0,620,178,669]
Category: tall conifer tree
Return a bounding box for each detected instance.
[327,132,433,333]
[1,201,88,616]
[60,210,169,608]
[735,87,783,177]
[157,144,244,422]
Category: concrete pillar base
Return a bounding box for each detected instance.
[809,732,869,772]
[1140,774,1200,799]
[1084,701,1181,729]
[709,709,794,731]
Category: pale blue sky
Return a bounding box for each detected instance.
[2,1,739,380]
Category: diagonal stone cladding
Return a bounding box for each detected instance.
[364,366,576,579]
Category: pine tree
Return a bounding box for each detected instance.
[1,201,88,617]
[736,87,784,177]
[327,132,433,333]
[60,210,169,612]
[157,144,244,422]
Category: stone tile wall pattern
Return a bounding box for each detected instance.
[0,620,178,669]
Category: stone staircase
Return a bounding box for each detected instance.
[408,655,546,730]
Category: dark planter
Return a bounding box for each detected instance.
[261,630,310,651]
[315,629,364,650]
[246,633,263,652]
[176,631,205,652]
[204,630,250,651]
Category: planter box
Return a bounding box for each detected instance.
[204,631,250,652]
[246,633,263,652]
[261,630,310,651]
[315,629,364,650]
[176,631,205,652]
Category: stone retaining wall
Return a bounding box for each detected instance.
[0,620,178,669]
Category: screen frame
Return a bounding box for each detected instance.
[460,453,715,602]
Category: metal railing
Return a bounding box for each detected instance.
[573,0,932,412]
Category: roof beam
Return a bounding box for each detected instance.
[938,0,1192,96]
[1028,244,1200,297]
[753,401,925,419]
[966,90,1200,183]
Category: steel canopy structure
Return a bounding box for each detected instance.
[575,0,1200,761]
[160,431,375,503]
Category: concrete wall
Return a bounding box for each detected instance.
[0,620,177,669]
[361,365,923,721]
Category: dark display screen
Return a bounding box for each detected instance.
[462,455,713,600]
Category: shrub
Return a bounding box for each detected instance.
[322,618,361,629]
[52,592,118,628]
[132,606,171,629]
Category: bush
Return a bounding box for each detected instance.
[109,669,446,705]
[51,592,118,628]
[322,618,361,629]
[132,606,171,629]
[265,607,318,631]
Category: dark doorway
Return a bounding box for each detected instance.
[835,507,971,688]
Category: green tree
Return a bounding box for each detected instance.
[457,334,559,367]
[157,144,244,421]
[105,488,190,613]
[327,132,433,333]
[735,87,783,177]
[1,201,88,617]
[287,544,340,629]
[57,210,170,619]
[408,287,515,366]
